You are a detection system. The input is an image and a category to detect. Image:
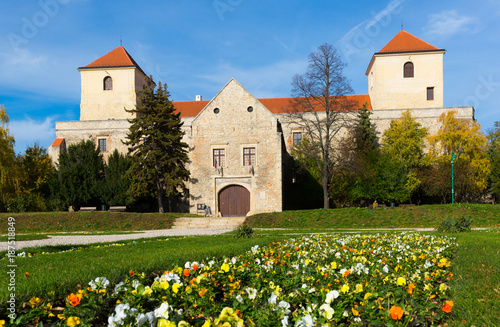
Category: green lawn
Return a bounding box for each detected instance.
[1,205,499,325]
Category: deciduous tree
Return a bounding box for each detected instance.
[426,110,490,201]
[382,110,428,169]
[288,43,357,208]
[0,106,18,209]
[125,79,189,213]
[488,121,500,202]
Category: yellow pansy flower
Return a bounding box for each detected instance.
[66,316,80,326]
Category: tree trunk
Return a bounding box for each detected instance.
[322,176,330,209]
[156,175,164,213]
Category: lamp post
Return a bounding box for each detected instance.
[451,152,456,204]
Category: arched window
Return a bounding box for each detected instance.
[103,76,113,90]
[403,62,414,78]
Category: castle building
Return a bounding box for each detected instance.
[49,31,474,216]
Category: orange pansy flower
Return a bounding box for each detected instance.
[67,293,80,306]
[408,283,416,294]
[442,300,454,313]
[183,268,190,277]
[389,305,404,320]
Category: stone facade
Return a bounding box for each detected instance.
[367,51,445,110]
[49,31,476,215]
[185,79,283,215]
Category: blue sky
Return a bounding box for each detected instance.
[1,0,499,153]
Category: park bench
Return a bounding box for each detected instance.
[399,204,415,208]
[109,206,127,212]
[369,204,387,209]
[79,206,96,211]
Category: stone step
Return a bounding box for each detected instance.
[171,217,246,229]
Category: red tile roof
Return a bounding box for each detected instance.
[173,100,209,117]
[51,138,65,147]
[173,95,371,117]
[79,46,147,76]
[377,30,443,54]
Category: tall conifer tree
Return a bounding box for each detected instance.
[125,78,189,213]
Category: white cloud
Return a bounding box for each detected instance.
[9,116,56,153]
[424,10,481,37]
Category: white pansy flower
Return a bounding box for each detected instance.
[325,290,339,304]
[154,302,170,319]
[278,301,291,314]
[319,303,334,319]
[246,287,257,299]
[268,292,277,305]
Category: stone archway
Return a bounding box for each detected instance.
[218,185,250,217]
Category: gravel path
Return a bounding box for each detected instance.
[2,228,233,251]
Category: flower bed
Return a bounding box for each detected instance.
[12,232,456,326]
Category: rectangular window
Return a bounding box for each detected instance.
[293,132,302,146]
[243,147,256,166]
[98,138,107,152]
[427,87,434,101]
[213,149,225,168]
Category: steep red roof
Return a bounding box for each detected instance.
[51,138,65,147]
[79,46,147,76]
[377,30,443,54]
[173,95,371,118]
[174,101,209,117]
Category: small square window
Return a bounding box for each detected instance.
[243,147,256,166]
[98,139,107,152]
[213,149,225,168]
[427,87,434,101]
[293,132,302,146]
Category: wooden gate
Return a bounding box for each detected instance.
[218,185,250,217]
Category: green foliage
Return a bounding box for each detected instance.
[125,79,190,213]
[56,140,104,209]
[382,110,428,169]
[436,215,473,233]
[0,106,18,209]
[427,110,490,199]
[18,143,52,195]
[100,150,132,206]
[233,225,254,238]
[488,121,500,201]
[5,193,47,213]
[353,103,378,152]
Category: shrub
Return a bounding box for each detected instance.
[234,225,254,238]
[437,215,473,233]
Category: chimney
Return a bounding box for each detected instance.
[196,95,202,101]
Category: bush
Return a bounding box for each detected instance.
[6,193,48,213]
[234,225,254,238]
[436,215,473,233]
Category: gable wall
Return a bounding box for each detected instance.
[187,81,283,216]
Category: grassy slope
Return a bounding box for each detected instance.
[0,211,194,233]
[1,204,499,235]
[246,204,500,229]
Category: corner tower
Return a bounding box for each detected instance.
[78,46,149,120]
[366,30,446,110]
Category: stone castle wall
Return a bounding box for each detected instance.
[186,80,283,216]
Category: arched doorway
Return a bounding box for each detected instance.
[218,185,250,217]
